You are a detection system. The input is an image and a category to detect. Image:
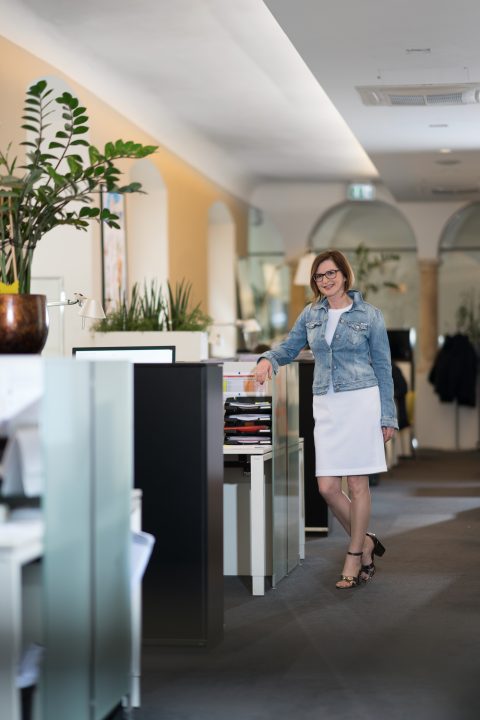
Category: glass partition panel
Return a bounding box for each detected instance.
[42,360,92,720]
[286,364,300,573]
[42,359,133,720]
[92,361,133,719]
[237,255,290,345]
[272,367,288,586]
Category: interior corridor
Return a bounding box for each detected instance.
[135,450,480,720]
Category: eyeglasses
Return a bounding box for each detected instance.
[312,269,340,282]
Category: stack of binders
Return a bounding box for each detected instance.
[224,396,272,445]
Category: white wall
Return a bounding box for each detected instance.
[208,202,236,357]
[32,224,98,355]
[127,159,168,292]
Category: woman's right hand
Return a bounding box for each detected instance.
[253,358,273,385]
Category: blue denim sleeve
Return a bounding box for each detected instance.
[369,308,399,429]
[258,306,309,373]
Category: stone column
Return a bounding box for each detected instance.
[418,259,439,372]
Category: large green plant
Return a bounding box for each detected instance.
[0,80,157,293]
[351,243,400,299]
[93,279,212,332]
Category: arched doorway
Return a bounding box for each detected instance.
[308,200,418,331]
[438,203,480,339]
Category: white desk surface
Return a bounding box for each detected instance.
[223,445,272,456]
[0,520,44,552]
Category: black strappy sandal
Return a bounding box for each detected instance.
[361,532,386,581]
[336,550,363,589]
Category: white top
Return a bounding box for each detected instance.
[324,304,352,345]
[325,304,352,394]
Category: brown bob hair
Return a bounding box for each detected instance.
[309,249,355,300]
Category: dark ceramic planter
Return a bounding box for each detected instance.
[0,294,49,354]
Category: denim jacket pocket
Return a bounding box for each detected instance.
[346,321,369,345]
[306,320,323,343]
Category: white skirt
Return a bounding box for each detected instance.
[313,385,387,476]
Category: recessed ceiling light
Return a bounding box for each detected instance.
[429,123,449,128]
[439,148,452,154]
[405,48,431,54]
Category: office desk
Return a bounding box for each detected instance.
[0,519,44,720]
[224,446,272,595]
[223,440,304,596]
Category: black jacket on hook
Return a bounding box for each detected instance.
[392,362,410,429]
[428,333,478,407]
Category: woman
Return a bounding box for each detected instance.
[254,249,398,589]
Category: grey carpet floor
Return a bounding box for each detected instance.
[134,450,480,720]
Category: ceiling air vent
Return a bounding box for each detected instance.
[431,186,479,196]
[357,83,480,107]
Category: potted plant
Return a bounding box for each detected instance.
[456,289,480,354]
[352,243,400,299]
[90,279,212,361]
[0,79,157,352]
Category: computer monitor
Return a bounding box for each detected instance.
[72,346,176,363]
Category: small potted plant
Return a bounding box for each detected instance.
[0,79,157,353]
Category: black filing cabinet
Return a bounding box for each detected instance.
[134,363,224,647]
[298,359,329,532]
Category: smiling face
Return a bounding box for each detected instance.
[314,259,347,302]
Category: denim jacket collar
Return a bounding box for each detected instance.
[314,289,366,313]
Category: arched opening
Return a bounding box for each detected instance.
[438,202,480,338]
[308,200,418,331]
[207,202,236,357]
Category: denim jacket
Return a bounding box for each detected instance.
[260,290,398,429]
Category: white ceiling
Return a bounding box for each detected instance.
[2,0,480,202]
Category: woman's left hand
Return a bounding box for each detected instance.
[382,426,395,443]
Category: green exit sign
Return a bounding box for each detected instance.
[347,183,375,201]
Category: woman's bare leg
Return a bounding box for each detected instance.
[318,475,374,587]
[340,475,371,582]
[316,476,351,533]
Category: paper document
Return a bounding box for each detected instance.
[16,643,44,688]
[131,531,155,588]
[226,414,271,422]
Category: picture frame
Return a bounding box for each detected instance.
[100,188,128,311]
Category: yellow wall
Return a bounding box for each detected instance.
[0,35,248,310]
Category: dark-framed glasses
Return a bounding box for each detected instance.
[312,269,340,282]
